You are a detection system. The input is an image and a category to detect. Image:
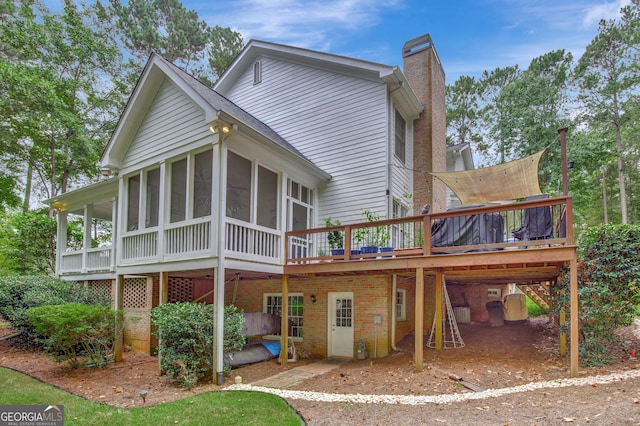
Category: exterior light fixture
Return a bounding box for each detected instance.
[310,294,316,304]
[209,122,237,136]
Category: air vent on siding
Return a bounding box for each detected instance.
[253,60,262,85]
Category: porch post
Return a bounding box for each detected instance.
[214,266,225,385]
[110,196,117,271]
[570,256,579,377]
[280,274,289,365]
[114,274,124,362]
[55,211,68,275]
[435,271,443,350]
[414,267,424,372]
[82,204,93,273]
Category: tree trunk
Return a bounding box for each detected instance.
[23,161,32,214]
[615,124,628,224]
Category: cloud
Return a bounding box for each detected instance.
[581,0,630,27]
[202,0,404,49]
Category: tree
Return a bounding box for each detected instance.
[497,50,573,191]
[0,0,128,210]
[574,14,638,224]
[446,76,482,147]
[477,65,521,165]
[109,0,243,85]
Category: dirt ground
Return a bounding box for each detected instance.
[1,317,640,425]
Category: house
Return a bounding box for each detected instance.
[46,34,580,385]
[445,142,474,209]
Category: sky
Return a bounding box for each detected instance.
[188,0,631,83]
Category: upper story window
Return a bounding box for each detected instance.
[126,167,160,231]
[226,150,280,230]
[253,61,262,85]
[168,148,214,224]
[394,109,406,163]
[287,179,314,231]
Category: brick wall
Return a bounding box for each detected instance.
[230,275,395,359]
[402,34,447,214]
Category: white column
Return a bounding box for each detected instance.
[82,204,94,273]
[110,196,118,270]
[56,211,68,275]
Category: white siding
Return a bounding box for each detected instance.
[390,108,414,214]
[123,78,211,169]
[224,57,389,224]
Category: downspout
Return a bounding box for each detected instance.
[387,81,404,218]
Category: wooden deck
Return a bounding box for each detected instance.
[282,196,580,376]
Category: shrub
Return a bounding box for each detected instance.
[26,304,118,368]
[556,224,640,366]
[151,303,246,388]
[0,276,111,339]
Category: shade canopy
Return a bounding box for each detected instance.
[431,150,546,205]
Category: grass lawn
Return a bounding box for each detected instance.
[525,295,549,317]
[0,367,303,426]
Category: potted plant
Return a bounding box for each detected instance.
[325,217,344,255]
[358,209,391,255]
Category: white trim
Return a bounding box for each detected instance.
[397,288,407,321]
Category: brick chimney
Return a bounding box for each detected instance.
[402,34,447,213]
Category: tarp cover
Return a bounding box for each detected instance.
[431,212,504,250]
[431,150,546,205]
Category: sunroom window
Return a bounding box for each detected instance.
[193,150,213,218]
[170,158,187,223]
[257,166,278,229]
[146,168,160,227]
[226,151,252,222]
[127,175,140,231]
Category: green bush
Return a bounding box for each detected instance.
[557,224,640,366]
[26,304,118,368]
[151,303,246,388]
[0,276,111,338]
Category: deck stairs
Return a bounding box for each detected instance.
[517,281,551,311]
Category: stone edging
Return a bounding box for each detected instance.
[226,368,640,405]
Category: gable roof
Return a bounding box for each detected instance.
[215,39,423,119]
[101,53,327,179]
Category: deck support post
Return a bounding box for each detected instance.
[114,274,124,362]
[570,256,579,377]
[214,266,225,385]
[280,274,289,365]
[158,271,168,374]
[414,267,424,372]
[435,271,443,350]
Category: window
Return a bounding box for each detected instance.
[392,198,409,248]
[127,175,140,231]
[146,168,160,228]
[193,150,212,218]
[170,158,187,223]
[397,289,407,321]
[394,109,406,163]
[264,293,304,338]
[257,166,278,229]
[226,151,252,221]
[253,61,262,84]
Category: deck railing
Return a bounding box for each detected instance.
[165,218,211,256]
[61,247,113,273]
[286,196,572,264]
[225,219,281,261]
[122,229,158,261]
